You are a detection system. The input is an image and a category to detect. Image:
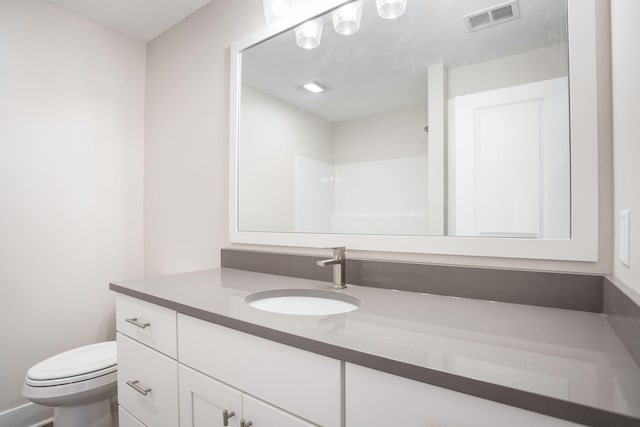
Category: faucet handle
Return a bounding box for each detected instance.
[327,246,345,257]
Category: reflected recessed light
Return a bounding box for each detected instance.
[302,81,329,94]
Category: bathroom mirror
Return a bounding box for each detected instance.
[229,0,601,260]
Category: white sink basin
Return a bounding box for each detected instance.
[245,289,360,316]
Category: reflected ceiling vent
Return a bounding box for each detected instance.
[463,0,520,32]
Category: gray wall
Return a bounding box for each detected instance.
[0,0,145,413]
[144,0,265,275]
[144,0,613,276]
[611,0,640,296]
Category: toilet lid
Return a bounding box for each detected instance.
[27,341,116,382]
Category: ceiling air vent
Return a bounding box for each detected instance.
[463,0,521,32]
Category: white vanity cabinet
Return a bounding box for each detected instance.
[179,364,317,427]
[115,295,341,427]
[345,363,582,427]
[177,313,342,427]
[115,294,586,427]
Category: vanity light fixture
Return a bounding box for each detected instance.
[295,17,324,49]
[302,81,329,93]
[376,0,407,19]
[332,0,363,35]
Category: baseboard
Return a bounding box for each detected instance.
[0,402,53,427]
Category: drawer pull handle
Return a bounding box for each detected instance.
[240,420,253,427]
[125,317,150,329]
[126,380,151,396]
[223,410,236,426]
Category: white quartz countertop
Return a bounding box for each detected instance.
[110,268,640,423]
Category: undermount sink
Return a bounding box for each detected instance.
[245,289,360,316]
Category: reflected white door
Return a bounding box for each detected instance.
[449,78,570,238]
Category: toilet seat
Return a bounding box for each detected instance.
[23,369,117,408]
[26,342,116,386]
[25,363,117,387]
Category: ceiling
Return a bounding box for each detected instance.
[242,0,568,122]
[46,0,213,41]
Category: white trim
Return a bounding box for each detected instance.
[0,402,53,427]
[229,0,602,262]
[427,63,447,236]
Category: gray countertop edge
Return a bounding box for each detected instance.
[109,283,640,427]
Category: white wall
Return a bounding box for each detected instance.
[0,0,145,413]
[611,0,640,294]
[147,0,612,275]
[448,44,568,98]
[332,105,429,235]
[239,86,333,233]
[144,0,265,275]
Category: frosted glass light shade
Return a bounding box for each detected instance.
[332,1,363,35]
[376,0,407,19]
[295,17,324,49]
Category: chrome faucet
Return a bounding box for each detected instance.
[316,247,346,289]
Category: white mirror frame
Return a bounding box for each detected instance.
[229,0,602,261]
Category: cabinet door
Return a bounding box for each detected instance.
[179,365,243,427]
[345,363,582,427]
[243,394,318,427]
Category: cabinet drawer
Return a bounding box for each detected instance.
[116,294,177,357]
[117,333,178,427]
[119,406,145,427]
[178,314,341,427]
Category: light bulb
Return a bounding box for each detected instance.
[295,17,324,49]
[332,0,363,35]
[376,0,407,19]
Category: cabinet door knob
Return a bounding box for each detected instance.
[223,410,236,426]
[240,419,253,427]
[126,379,151,396]
[125,317,150,329]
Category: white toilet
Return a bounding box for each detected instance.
[23,341,118,427]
